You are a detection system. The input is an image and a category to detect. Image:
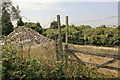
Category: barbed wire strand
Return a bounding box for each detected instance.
[71,16,118,23]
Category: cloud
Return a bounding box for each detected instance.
[12,0,68,12]
[12,0,119,11]
[12,0,60,3]
[12,0,120,3]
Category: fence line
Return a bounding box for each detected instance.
[66,48,119,71]
[58,15,120,72]
[68,49,119,59]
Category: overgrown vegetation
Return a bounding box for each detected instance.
[1,0,119,80]
[2,44,115,80]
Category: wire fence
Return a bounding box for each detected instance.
[71,16,118,23]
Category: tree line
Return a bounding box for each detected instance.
[16,20,120,47]
[43,21,120,47]
[1,1,120,47]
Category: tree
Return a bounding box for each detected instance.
[117,26,120,30]
[2,8,13,36]
[77,25,91,31]
[1,0,21,36]
[98,25,106,28]
[50,21,58,29]
[17,18,24,27]
[24,22,43,34]
[61,24,66,28]
[35,22,43,34]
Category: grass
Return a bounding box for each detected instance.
[16,42,119,78]
[68,43,119,78]
[71,44,118,55]
[21,42,57,64]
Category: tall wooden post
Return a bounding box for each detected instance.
[57,15,63,60]
[65,16,69,66]
[65,16,68,48]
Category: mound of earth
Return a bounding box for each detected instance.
[4,26,54,46]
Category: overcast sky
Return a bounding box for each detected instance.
[12,0,119,28]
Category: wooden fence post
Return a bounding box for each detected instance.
[57,15,63,60]
[65,16,68,49]
[65,16,69,66]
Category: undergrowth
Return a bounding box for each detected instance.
[2,44,116,80]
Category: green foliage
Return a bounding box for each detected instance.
[50,21,58,29]
[2,1,21,20]
[117,26,120,30]
[1,0,21,36]
[97,25,106,28]
[24,22,43,34]
[69,24,76,28]
[61,24,66,28]
[45,29,58,40]
[2,9,13,36]
[17,18,24,27]
[13,27,17,30]
[93,28,105,35]
[2,44,111,79]
[2,44,44,80]
[44,24,120,47]
[50,21,66,29]
[77,25,91,31]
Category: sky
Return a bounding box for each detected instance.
[11,0,120,28]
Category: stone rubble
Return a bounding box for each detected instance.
[4,26,54,46]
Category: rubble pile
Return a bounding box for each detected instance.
[4,26,53,46]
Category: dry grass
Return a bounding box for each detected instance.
[74,53,119,77]
[67,43,119,77]
[17,43,119,78]
[74,53,113,65]
[69,44,118,55]
[97,68,118,77]
[17,42,57,63]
